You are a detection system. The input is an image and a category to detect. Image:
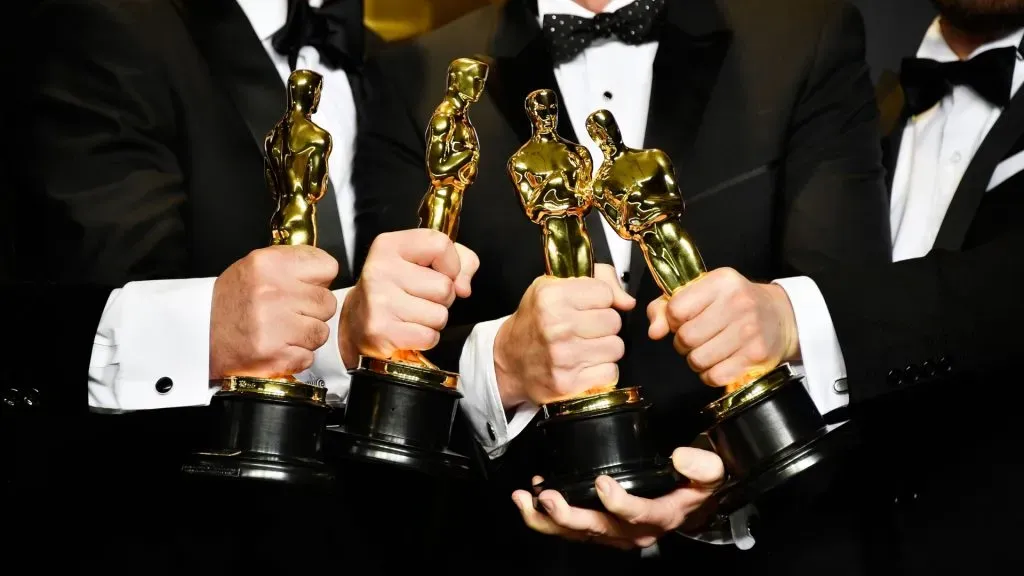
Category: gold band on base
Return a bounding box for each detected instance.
[215,376,328,405]
[541,386,644,419]
[358,356,459,389]
[702,364,796,422]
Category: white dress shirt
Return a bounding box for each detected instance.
[784,20,1024,416]
[88,1,511,448]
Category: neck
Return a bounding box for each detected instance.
[572,0,613,13]
[445,91,467,111]
[940,17,1016,59]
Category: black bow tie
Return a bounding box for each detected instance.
[900,46,1019,116]
[271,0,365,72]
[542,0,666,65]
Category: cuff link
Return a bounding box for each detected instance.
[487,422,497,441]
[155,377,174,394]
[832,378,848,394]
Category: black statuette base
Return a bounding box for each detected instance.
[325,367,469,478]
[705,373,852,514]
[533,399,675,510]
[181,391,333,486]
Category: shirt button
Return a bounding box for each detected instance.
[602,91,613,100]
[486,422,497,442]
[951,151,962,163]
[155,377,174,394]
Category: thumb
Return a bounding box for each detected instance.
[671,447,725,489]
[647,297,671,340]
[594,263,635,311]
[453,243,480,299]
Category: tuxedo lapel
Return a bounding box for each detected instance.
[181,0,285,158]
[876,69,909,194]
[934,86,1024,250]
[489,0,614,267]
[633,0,731,296]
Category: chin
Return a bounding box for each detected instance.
[932,0,1024,34]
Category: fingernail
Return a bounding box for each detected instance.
[595,476,613,494]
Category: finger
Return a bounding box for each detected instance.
[573,308,622,339]
[393,229,461,278]
[390,291,450,332]
[576,335,626,366]
[293,284,338,322]
[701,356,767,389]
[454,243,480,298]
[671,447,725,488]
[278,245,340,287]
[595,264,636,312]
[394,261,457,307]
[674,294,732,355]
[595,475,683,533]
[274,346,316,377]
[566,278,615,311]
[385,322,442,354]
[532,476,545,487]
[665,276,718,333]
[683,321,742,373]
[573,363,619,395]
[535,489,625,539]
[283,315,331,352]
[511,491,585,540]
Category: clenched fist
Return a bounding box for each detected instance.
[210,245,339,379]
[647,267,799,388]
[495,264,634,408]
[339,229,480,368]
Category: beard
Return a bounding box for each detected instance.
[931,0,1024,34]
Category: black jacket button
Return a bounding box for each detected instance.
[937,355,952,372]
[155,377,173,394]
[887,369,903,387]
[22,388,40,408]
[2,387,19,408]
[921,360,935,377]
[904,364,921,382]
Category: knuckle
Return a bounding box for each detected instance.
[549,342,575,369]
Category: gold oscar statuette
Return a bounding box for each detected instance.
[360,57,490,387]
[509,89,635,407]
[336,58,490,479]
[216,69,332,404]
[182,69,335,486]
[584,108,791,425]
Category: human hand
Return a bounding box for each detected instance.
[493,264,634,408]
[647,267,799,388]
[511,447,725,549]
[339,229,480,369]
[210,245,339,379]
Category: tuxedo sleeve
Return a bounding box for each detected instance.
[779,1,891,277]
[813,231,1024,405]
[26,0,188,285]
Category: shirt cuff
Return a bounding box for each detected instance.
[675,504,757,549]
[88,278,218,412]
[296,287,353,406]
[457,315,540,459]
[772,276,849,417]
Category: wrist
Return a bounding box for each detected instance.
[338,288,359,370]
[764,283,800,362]
[493,315,526,410]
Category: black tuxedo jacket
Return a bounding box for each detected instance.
[10,1,431,571]
[806,62,1024,576]
[17,0,375,286]
[354,0,890,571]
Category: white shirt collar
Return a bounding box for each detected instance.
[917,17,1023,63]
[235,0,325,42]
[536,0,638,24]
